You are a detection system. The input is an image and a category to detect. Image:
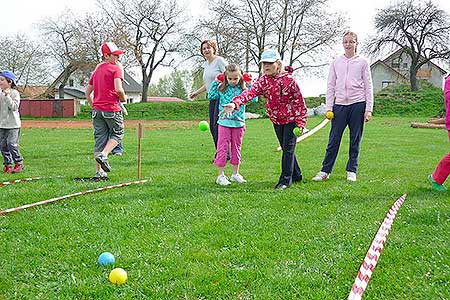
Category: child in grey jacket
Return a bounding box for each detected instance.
[0,70,24,173]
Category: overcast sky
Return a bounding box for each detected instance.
[2,0,450,96]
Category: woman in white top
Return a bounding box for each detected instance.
[190,40,227,151]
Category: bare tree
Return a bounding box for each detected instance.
[0,34,49,87]
[39,12,90,97]
[274,0,345,71]
[199,0,275,72]
[366,0,450,91]
[99,0,186,102]
[197,0,345,75]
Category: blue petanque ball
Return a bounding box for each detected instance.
[98,252,115,267]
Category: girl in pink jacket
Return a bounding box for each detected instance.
[312,31,373,182]
[428,74,450,191]
[223,49,308,190]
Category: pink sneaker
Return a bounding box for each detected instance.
[12,163,24,173]
[3,165,13,174]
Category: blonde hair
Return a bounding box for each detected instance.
[200,40,217,56]
[343,31,358,53]
[219,63,245,92]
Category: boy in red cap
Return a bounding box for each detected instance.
[85,42,127,180]
[0,70,24,173]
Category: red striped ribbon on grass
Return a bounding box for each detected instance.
[0,177,45,187]
[348,194,407,300]
[0,180,148,215]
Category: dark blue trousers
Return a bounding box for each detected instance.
[274,122,302,186]
[209,99,220,149]
[321,102,366,174]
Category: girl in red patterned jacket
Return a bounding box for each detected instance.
[222,49,308,190]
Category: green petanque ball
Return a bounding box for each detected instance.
[293,127,301,137]
[198,121,209,132]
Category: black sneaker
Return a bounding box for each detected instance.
[95,153,111,172]
[91,171,109,182]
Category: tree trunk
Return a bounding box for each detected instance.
[409,67,418,91]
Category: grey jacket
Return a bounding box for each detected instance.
[0,89,21,128]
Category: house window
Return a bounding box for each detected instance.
[403,63,408,69]
[381,81,395,89]
[69,79,74,87]
[391,58,401,69]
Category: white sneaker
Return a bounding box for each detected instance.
[230,173,247,183]
[216,174,231,186]
[312,171,329,181]
[347,172,357,182]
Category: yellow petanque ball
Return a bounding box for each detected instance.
[109,268,128,285]
[325,111,334,119]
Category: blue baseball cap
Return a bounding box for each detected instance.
[0,70,17,85]
[259,49,281,63]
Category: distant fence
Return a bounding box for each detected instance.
[20,99,80,117]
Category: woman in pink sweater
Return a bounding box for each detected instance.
[312,31,373,182]
[428,74,450,192]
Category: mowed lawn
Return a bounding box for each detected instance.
[0,117,448,299]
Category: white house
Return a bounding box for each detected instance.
[370,49,447,93]
[54,70,142,104]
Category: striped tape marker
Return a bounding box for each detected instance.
[0,176,46,187]
[0,180,148,215]
[348,194,407,300]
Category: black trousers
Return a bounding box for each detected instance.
[273,122,302,186]
[209,99,220,149]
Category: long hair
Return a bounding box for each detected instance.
[219,63,245,92]
[343,31,358,53]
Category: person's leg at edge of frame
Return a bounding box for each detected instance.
[0,129,13,173]
[431,153,450,185]
[346,102,366,180]
[8,129,24,173]
[321,105,348,174]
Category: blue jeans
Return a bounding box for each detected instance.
[321,102,366,174]
[0,128,23,165]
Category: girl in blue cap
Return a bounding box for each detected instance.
[0,70,24,173]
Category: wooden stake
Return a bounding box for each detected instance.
[137,123,144,180]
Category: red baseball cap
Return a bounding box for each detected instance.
[101,42,124,55]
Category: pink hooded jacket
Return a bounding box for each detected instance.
[444,75,450,131]
[232,72,307,128]
[326,55,373,112]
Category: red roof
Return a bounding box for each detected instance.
[148,97,184,102]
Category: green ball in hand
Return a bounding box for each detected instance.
[293,127,302,137]
[198,121,209,132]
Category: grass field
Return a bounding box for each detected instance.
[0,117,448,299]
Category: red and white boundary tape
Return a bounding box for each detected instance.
[348,194,407,300]
[0,176,47,187]
[0,180,148,215]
